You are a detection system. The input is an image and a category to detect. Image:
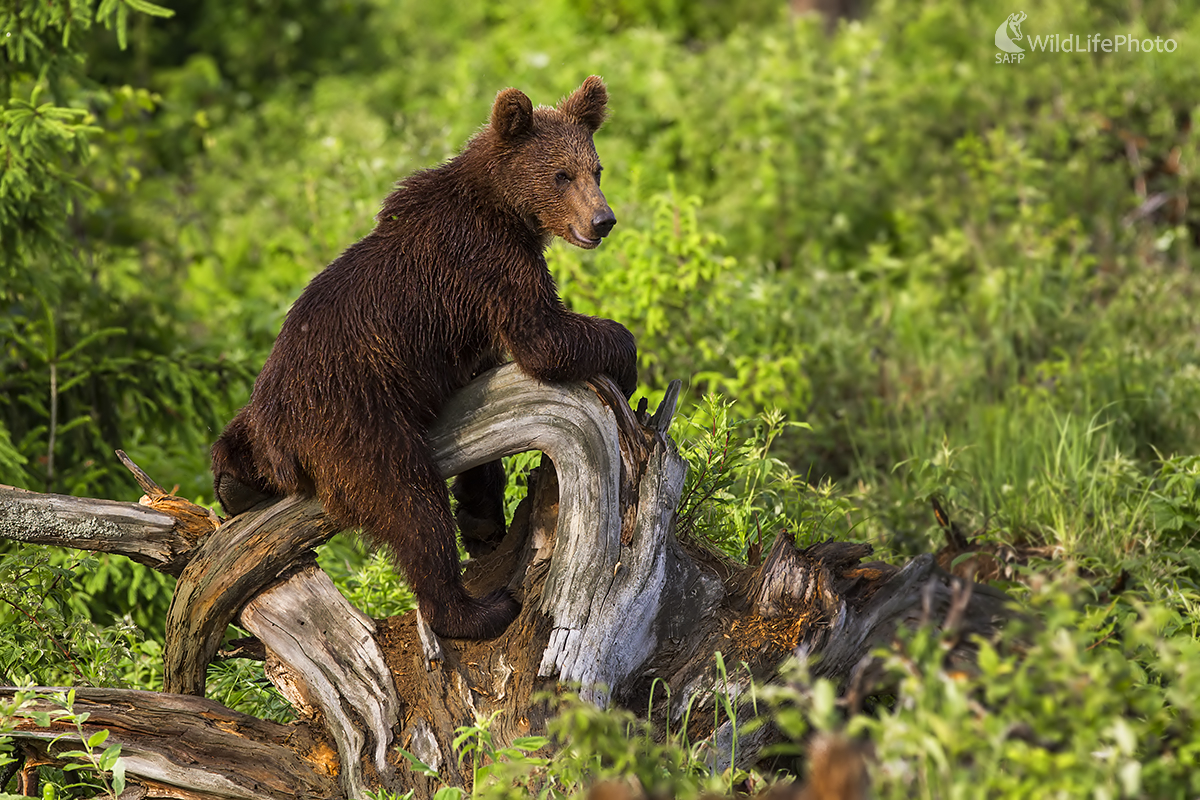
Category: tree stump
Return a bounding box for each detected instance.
[0,365,1010,799]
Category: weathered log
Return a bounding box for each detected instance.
[0,484,194,575]
[239,561,400,800]
[3,688,338,800]
[0,365,1012,800]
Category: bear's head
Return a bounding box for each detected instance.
[488,76,616,250]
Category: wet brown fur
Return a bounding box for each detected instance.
[210,77,636,640]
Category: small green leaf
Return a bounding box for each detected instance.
[124,0,176,17]
[977,640,999,675]
[87,728,110,749]
[509,735,550,751]
[395,748,438,777]
[99,743,122,770]
[950,551,978,570]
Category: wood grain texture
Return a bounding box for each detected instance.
[427,365,694,698]
[163,496,339,696]
[0,485,191,574]
[3,687,337,800]
[240,562,400,800]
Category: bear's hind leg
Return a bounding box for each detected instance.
[452,460,507,557]
[317,441,519,640]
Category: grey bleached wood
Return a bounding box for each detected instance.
[427,365,625,682]
[240,562,399,800]
[0,484,187,573]
[428,365,698,701]
[415,609,445,665]
[152,364,674,794]
[542,424,703,705]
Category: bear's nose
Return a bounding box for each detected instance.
[592,208,616,238]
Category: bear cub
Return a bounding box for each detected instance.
[210,76,637,640]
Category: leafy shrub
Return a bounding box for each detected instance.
[4,2,1200,797]
[0,549,159,688]
[845,581,1200,797]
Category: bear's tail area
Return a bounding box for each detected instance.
[211,414,277,517]
[421,587,521,640]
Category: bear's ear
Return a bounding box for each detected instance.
[491,88,534,141]
[558,75,608,132]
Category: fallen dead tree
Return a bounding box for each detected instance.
[0,365,1010,799]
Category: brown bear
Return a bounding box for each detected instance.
[210,76,637,640]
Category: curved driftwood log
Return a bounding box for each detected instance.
[0,364,1010,800]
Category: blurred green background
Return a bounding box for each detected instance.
[3,0,1200,794]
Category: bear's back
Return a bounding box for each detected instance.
[250,164,532,429]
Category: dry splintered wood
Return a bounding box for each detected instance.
[0,364,1012,800]
[240,562,401,800]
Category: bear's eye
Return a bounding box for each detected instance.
[554,171,572,186]
[594,167,603,185]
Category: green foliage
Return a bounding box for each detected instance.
[674,395,832,560]
[549,186,809,413]
[839,582,1200,797]
[43,689,126,800]
[0,548,159,688]
[565,0,786,42]
[452,712,551,793]
[1,0,250,502]
[318,535,417,620]
[391,610,1183,800]
[398,691,736,800]
[1,687,126,799]
[4,0,1200,796]
[204,655,295,723]
[890,417,1200,600]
